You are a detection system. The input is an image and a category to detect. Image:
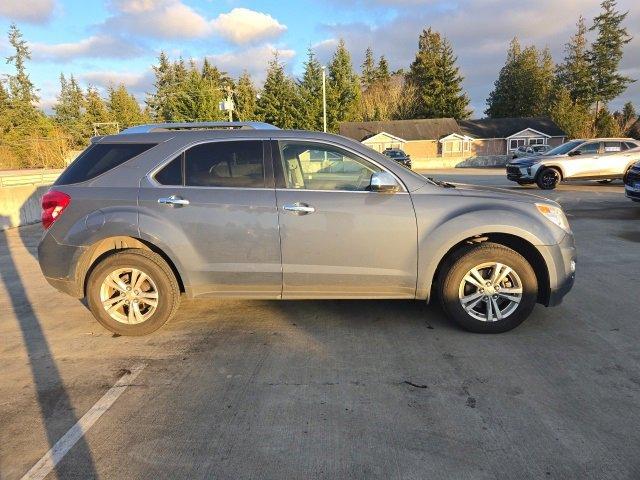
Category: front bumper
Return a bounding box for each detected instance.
[539,233,576,307]
[506,165,534,183]
[624,169,640,201]
[38,231,87,298]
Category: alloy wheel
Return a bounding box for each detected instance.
[99,267,159,324]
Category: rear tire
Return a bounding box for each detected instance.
[536,168,560,190]
[438,243,538,333]
[86,249,180,336]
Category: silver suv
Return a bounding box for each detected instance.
[506,138,640,189]
[38,122,576,335]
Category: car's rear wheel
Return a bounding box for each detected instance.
[86,250,180,335]
[536,168,560,190]
[439,243,538,333]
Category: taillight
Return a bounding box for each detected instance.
[41,190,71,229]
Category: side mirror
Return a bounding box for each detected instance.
[370,171,400,193]
[568,150,581,156]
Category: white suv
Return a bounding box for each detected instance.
[506,138,640,189]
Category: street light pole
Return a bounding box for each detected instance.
[321,66,327,133]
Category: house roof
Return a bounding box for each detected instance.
[459,117,566,139]
[339,118,461,142]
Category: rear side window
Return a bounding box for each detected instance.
[154,141,265,188]
[56,143,156,185]
[604,141,622,153]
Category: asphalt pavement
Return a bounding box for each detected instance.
[1,170,639,480]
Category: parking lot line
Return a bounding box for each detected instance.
[20,363,147,480]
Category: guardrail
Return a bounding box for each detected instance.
[0,170,62,188]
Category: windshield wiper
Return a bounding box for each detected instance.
[427,177,456,188]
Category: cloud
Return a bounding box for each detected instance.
[103,1,286,44]
[207,45,296,83]
[211,8,286,44]
[31,35,144,61]
[0,0,56,24]
[79,69,154,96]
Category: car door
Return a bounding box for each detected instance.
[138,139,282,298]
[601,141,631,177]
[272,139,417,299]
[567,141,602,178]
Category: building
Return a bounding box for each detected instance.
[339,117,567,167]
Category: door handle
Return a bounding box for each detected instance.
[282,203,315,215]
[158,195,190,207]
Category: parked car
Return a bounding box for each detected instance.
[382,148,412,169]
[506,138,640,189]
[511,144,551,159]
[39,122,576,335]
[624,159,640,202]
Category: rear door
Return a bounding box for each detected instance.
[138,139,282,298]
[272,139,417,299]
[601,141,632,177]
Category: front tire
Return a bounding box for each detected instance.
[536,168,560,190]
[86,249,180,336]
[438,243,538,333]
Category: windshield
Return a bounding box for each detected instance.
[545,140,583,156]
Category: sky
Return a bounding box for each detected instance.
[0,0,638,118]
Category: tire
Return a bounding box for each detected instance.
[597,179,613,184]
[86,249,180,335]
[536,167,560,190]
[438,243,538,333]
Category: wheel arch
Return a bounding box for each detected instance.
[77,236,186,297]
[424,232,551,306]
[537,164,564,179]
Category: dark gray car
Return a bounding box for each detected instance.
[38,122,576,335]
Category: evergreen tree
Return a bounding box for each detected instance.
[486,39,554,118]
[361,47,376,88]
[146,51,173,121]
[594,108,623,136]
[376,56,391,83]
[256,53,300,129]
[406,28,469,119]
[233,71,258,121]
[53,74,85,147]
[83,86,113,137]
[548,86,592,138]
[5,23,40,129]
[616,101,637,133]
[107,83,147,129]
[326,39,361,132]
[588,0,635,114]
[556,16,592,105]
[297,48,324,130]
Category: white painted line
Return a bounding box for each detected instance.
[21,363,147,480]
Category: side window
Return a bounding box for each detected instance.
[155,155,183,185]
[279,142,381,191]
[603,141,622,153]
[576,142,600,154]
[185,141,264,188]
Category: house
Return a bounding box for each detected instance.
[338,117,567,166]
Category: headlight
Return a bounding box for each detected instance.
[536,203,571,233]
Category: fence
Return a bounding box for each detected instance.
[0,170,62,188]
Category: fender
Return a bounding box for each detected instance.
[414,204,562,301]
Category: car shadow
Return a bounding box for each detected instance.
[2,206,97,476]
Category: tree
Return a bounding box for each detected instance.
[594,108,623,137]
[107,83,148,129]
[485,38,554,118]
[361,47,377,88]
[83,86,113,137]
[588,0,635,114]
[406,28,469,119]
[556,16,592,106]
[146,51,173,121]
[233,71,258,121]
[615,101,637,134]
[53,74,85,147]
[256,53,301,129]
[297,48,324,130]
[326,39,361,131]
[548,86,592,138]
[376,56,391,83]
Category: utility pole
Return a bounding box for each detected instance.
[321,66,327,133]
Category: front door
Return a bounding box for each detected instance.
[567,141,602,178]
[272,140,417,299]
[138,139,282,298]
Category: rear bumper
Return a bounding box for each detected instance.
[38,231,87,298]
[540,233,576,307]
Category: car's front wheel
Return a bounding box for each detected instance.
[536,167,560,190]
[439,243,538,333]
[86,249,180,335]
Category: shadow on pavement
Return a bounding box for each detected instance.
[1,210,97,478]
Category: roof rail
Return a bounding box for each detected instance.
[119,121,279,134]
